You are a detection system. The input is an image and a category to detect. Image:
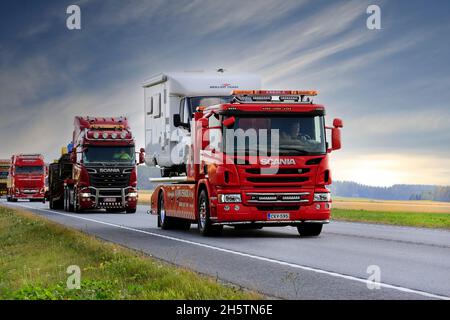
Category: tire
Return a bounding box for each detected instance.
[197,190,223,236]
[6,196,11,202]
[68,189,74,212]
[297,223,323,237]
[158,192,174,229]
[49,197,54,209]
[126,208,136,214]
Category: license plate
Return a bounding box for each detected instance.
[104,198,116,203]
[268,213,290,220]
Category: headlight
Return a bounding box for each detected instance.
[218,194,241,203]
[80,193,91,198]
[314,192,331,202]
[128,192,138,198]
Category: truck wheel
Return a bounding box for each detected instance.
[297,223,323,237]
[158,193,174,229]
[126,208,136,214]
[6,196,11,202]
[49,197,54,209]
[161,168,171,177]
[197,190,222,236]
[64,190,69,211]
[68,190,74,212]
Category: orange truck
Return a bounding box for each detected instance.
[0,159,10,196]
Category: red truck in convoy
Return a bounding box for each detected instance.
[7,154,46,202]
[55,116,144,213]
[149,90,343,236]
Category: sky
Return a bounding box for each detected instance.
[0,0,449,187]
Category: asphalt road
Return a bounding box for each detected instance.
[2,199,450,300]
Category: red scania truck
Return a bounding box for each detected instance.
[56,116,145,213]
[149,90,343,236]
[7,154,46,202]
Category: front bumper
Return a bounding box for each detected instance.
[212,202,331,224]
[211,189,331,225]
[78,186,138,210]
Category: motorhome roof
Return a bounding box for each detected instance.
[142,72,261,96]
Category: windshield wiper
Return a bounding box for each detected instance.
[278,147,310,155]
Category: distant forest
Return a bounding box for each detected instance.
[137,166,450,202]
[328,181,450,202]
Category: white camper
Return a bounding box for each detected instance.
[143,71,261,176]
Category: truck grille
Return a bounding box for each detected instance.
[243,167,311,185]
[89,172,130,188]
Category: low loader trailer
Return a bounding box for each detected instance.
[149,90,343,236]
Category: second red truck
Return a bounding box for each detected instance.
[47,116,144,213]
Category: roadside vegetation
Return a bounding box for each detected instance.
[332,208,450,230]
[0,206,259,300]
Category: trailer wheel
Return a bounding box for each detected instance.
[197,190,222,236]
[297,223,323,237]
[158,192,174,229]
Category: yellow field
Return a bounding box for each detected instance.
[333,198,450,214]
[138,190,152,206]
[138,191,450,214]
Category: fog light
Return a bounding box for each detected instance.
[234,205,240,211]
[224,205,230,211]
[315,204,321,210]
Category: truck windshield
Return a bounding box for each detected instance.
[188,96,231,111]
[83,146,135,164]
[223,115,326,156]
[15,166,44,174]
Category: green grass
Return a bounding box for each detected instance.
[332,208,450,230]
[0,206,260,300]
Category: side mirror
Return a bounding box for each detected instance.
[173,114,181,128]
[333,118,343,128]
[199,118,208,129]
[222,116,236,128]
[139,148,145,164]
[331,128,341,151]
[70,152,76,163]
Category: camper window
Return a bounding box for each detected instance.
[154,93,162,118]
[147,97,153,115]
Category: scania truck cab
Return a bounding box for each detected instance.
[7,154,46,202]
[63,116,144,213]
[149,90,343,237]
